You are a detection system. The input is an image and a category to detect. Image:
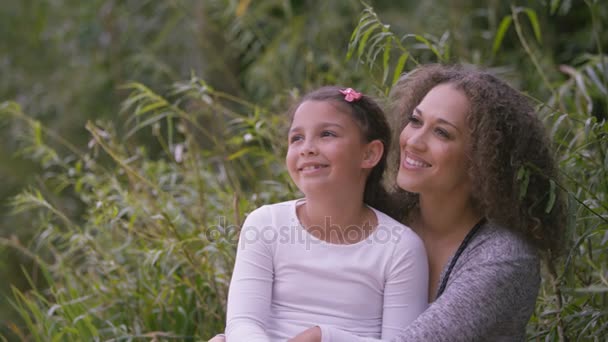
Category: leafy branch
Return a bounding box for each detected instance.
[347,2,450,88]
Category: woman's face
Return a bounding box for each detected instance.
[397,83,472,198]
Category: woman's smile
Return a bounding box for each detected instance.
[402,152,432,169]
[397,83,471,196]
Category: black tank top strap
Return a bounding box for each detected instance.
[436,218,487,299]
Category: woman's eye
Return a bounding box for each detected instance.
[435,128,450,139]
[408,115,422,126]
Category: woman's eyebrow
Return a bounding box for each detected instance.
[414,107,461,132]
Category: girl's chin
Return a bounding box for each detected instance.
[299,185,333,196]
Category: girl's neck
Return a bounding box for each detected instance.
[298,194,376,244]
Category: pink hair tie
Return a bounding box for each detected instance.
[339,88,363,102]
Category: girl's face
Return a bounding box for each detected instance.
[397,83,472,198]
[286,100,376,197]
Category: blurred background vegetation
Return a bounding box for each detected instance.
[0,0,606,340]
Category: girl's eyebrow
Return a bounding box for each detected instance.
[414,107,461,133]
[289,122,344,133]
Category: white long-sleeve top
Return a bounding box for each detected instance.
[225,199,428,342]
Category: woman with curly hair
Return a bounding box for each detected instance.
[290,64,566,342]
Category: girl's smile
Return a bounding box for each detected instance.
[286,100,373,197]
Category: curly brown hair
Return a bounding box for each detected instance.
[389,64,566,255]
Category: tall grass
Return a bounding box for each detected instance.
[0,79,297,340]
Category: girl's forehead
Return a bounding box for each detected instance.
[292,100,353,123]
[289,100,367,137]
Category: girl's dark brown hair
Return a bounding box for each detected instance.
[288,86,393,212]
[389,64,566,255]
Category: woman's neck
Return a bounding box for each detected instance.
[414,192,482,303]
[416,192,481,240]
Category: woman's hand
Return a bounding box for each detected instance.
[288,326,322,342]
[208,334,226,342]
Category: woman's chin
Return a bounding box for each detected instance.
[396,176,421,193]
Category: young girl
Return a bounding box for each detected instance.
[224,86,428,341]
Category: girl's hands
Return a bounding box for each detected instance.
[206,326,321,342]
[289,326,322,342]
[208,335,226,342]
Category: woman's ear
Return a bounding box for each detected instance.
[361,140,384,169]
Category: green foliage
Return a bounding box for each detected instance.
[1,79,297,340]
[0,0,370,332]
[1,0,607,340]
[530,70,608,340]
[0,1,229,329]
[346,2,450,92]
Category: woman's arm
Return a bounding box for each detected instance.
[315,231,540,342]
[225,206,275,342]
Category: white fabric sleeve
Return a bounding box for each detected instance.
[225,206,274,342]
[320,229,428,342]
[380,231,428,339]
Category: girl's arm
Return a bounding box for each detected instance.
[225,206,274,342]
[378,230,428,339]
[319,229,428,342]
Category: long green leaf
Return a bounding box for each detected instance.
[366,31,392,69]
[545,179,556,213]
[392,52,409,86]
[357,23,380,58]
[382,36,392,85]
[523,8,542,43]
[574,285,608,293]
[585,64,607,95]
[346,16,376,60]
[550,0,561,15]
[493,16,513,53]
[414,35,441,59]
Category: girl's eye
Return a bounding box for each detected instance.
[321,130,336,137]
[289,135,303,143]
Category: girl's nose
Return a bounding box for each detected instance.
[300,139,319,156]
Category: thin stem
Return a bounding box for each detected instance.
[545,254,566,341]
[0,237,50,271]
[86,122,160,191]
[585,0,608,116]
[525,162,608,225]
[2,102,86,159]
[511,6,562,111]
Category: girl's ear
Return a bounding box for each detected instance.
[361,140,384,169]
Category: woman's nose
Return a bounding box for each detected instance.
[401,128,426,151]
